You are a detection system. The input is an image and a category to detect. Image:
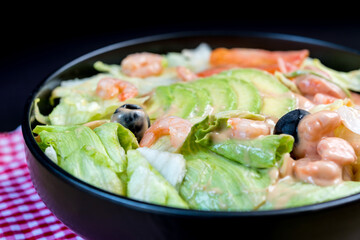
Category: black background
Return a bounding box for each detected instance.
[1,9,360,132]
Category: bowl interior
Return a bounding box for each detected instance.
[23,31,360,216]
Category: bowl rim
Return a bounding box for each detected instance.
[22,30,360,217]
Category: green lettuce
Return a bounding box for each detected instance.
[33,123,137,195]
[297,58,360,95]
[61,145,124,195]
[260,178,360,210]
[208,135,294,169]
[93,122,138,173]
[49,93,120,126]
[126,150,189,209]
[37,73,149,126]
[33,125,108,161]
[137,147,186,190]
[178,113,274,211]
[180,150,271,211]
[192,112,294,168]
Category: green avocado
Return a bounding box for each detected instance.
[145,68,292,120]
[218,69,296,118]
[145,77,262,121]
[225,77,261,114]
[191,77,238,113]
[168,84,199,118]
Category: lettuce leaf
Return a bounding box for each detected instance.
[208,135,294,169]
[33,123,137,195]
[165,43,211,72]
[34,124,126,195]
[49,93,120,125]
[178,114,273,211]
[126,150,189,209]
[48,74,121,125]
[180,150,271,211]
[33,125,107,161]
[302,58,360,94]
[61,145,124,195]
[115,123,139,152]
[260,177,360,210]
[191,112,294,168]
[137,147,186,190]
[40,73,149,126]
[34,98,51,125]
[93,123,128,173]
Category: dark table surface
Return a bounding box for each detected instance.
[1,17,360,132]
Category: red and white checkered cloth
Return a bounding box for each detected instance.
[0,127,82,240]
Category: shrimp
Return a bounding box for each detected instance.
[293,137,356,186]
[295,74,346,99]
[228,118,271,140]
[293,111,342,159]
[176,66,198,82]
[96,77,119,99]
[317,137,356,166]
[140,116,192,149]
[121,52,164,78]
[293,158,342,186]
[96,77,138,101]
[313,93,339,105]
[116,81,138,101]
[291,110,357,185]
[295,93,314,111]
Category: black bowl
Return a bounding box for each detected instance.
[22,32,360,240]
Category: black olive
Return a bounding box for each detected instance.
[274,109,310,143]
[111,104,150,141]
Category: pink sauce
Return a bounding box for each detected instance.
[211,118,272,143]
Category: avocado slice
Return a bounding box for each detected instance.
[191,77,237,113]
[225,77,261,114]
[219,69,296,118]
[190,85,212,118]
[191,76,261,115]
[168,83,198,119]
[145,70,266,120]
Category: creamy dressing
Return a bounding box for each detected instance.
[266,176,298,209]
[293,158,342,186]
[210,129,233,143]
[279,153,295,178]
[268,167,280,185]
[295,93,314,111]
[210,118,272,143]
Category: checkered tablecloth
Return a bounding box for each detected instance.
[0,127,82,240]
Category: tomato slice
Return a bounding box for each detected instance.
[197,65,236,78]
[209,48,309,74]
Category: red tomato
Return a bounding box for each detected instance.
[197,65,236,77]
[209,48,309,74]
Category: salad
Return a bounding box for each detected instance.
[33,43,360,211]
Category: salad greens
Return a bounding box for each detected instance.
[178,116,276,210]
[260,177,360,210]
[127,150,189,209]
[32,44,360,211]
[192,113,294,168]
[33,123,131,195]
